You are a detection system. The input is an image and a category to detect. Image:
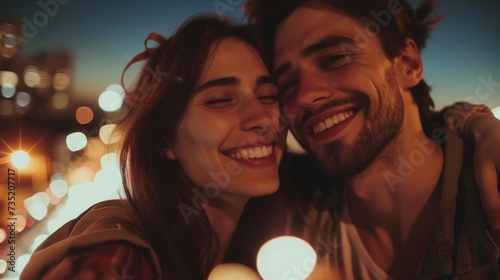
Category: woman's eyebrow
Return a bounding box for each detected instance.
[195,76,240,92]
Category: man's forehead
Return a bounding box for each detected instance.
[273,6,360,68]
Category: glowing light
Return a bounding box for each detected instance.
[24,66,40,87]
[75,106,94,124]
[13,215,26,232]
[36,71,51,89]
[53,69,71,91]
[66,132,87,152]
[52,92,69,110]
[11,150,30,169]
[493,106,500,120]
[93,168,122,192]
[26,203,47,220]
[16,92,31,107]
[0,228,6,243]
[25,193,49,220]
[17,254,31,272]
[99,124,119,144]
[98,85,125,112]
[50,177,68,198]
[0,259,6,274]
[1,83,15,98]
[257,236,317,280]
[0,71,18,86]
[100,153,119,170]
[208,263,261,280]
[47,219,64,234]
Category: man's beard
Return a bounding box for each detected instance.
[319,69,404,178]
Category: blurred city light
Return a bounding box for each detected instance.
[257,236,317,280]
[36,71,51,90]
[75,106,94,124]
[10,150,30,169]
[53,69,71,91]
[98,84,125,112]
[208,263,261,280]
[17,255,31,273]
[1,83,16,98]
[15,92,31,107]
[0,71,18,86]
[14,215,27,232]
[24,66,40,88]
[66,132,87,152]
[99,124,119,145]
[0,259,6,274]
[0,228,6,243]
[52,92,69,109]
[49,174,69,198]
[493,106,500,120]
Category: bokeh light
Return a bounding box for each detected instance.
[0,259,6,274]
[24,66,40,87]
[75,106,94,124]
[13,215,27,232]
[208,263,261,280]
[11,150,30,169]
[0,71,18,86]
[24,192,50,221]
[17,254,31,272]
[493,106,500,120]
[0,228,6,243]
[53,69,71,91]
[99,124,119,144]
[98,84,125,112]
[257,236,317,280]
[66,132,87,152]
[15,92,31,107]
[1,83,15,98]
[50,174,69,198]
[52,92,69,110]
[36,71,51,89]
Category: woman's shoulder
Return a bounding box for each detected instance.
[20,200,161,280]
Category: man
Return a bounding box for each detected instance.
[244,0,500,278]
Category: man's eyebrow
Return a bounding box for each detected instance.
[274,35,355,81]
[195,76,239,92]
[301,35,355,57]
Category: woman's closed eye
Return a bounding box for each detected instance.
[258,93,279,104]
[204,97,234,108]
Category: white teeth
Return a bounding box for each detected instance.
[312,110,355,135]
[228,145,274,160]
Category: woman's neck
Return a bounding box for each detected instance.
[205,196,248,266]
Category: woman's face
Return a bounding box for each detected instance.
[166,37,284,202]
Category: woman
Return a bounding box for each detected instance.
[21,14,499,280]
[22,15,285,280]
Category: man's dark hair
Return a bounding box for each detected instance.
[245,0,444,135]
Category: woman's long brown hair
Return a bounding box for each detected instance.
[117,15,266,279]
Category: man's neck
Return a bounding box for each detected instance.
[346,120,444,278]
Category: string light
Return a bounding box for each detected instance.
[10,150,30,169]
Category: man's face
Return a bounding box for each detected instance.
[274,6,405,177]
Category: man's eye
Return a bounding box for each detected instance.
[321,53,351,70]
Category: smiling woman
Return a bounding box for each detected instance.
[20,15,285,280]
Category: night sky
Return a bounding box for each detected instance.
[3,0,500,110]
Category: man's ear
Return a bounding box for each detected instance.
[395,39,423,88]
